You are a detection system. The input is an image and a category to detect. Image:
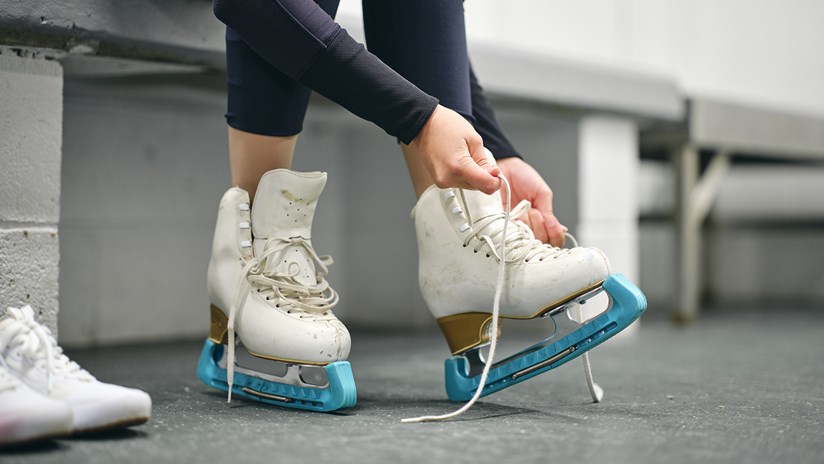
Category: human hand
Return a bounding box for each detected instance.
[497,157,567,247]
[406,105,501,194]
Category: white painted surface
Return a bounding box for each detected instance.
[0,53,62,333]
[462,0,824,116]
[578,116,639,281]
[342,0,824,117]
[577,116,640,332]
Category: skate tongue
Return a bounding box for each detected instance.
[458,187,503,223]
[252,169,326,240]
[455,147,504,223]
[252,169,327,286]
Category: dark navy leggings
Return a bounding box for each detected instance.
[225,0,519,158]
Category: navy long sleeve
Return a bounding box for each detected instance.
[213,0,438,144]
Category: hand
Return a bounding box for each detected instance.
[406,105,501,194]
[497,157,567,247]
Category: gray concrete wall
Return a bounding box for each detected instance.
[0,52,62,332]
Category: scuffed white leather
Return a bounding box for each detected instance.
[412,184,610,320]
[207,170,350,364]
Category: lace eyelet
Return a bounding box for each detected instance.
[486,254,490,258]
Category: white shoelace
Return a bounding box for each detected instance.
[462,196,569,264]
[226,236,338,402]
[402,175,601,423]
[0,306,92,394]
[402,175,515,423]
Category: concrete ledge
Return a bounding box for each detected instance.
[0,228,59,332]
[472,45,684,121]
[0,0,224,67]
[691,98,824,159]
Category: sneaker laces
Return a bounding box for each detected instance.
[0,306,92,394]
[225,236,338,402]
[403,176,602,423]
[0,365,19,391]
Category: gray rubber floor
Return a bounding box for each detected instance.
[3,308,823,464]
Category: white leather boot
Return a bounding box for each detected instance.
[410,163,647,407]
[413,184,610,355]
[197,169,355,411]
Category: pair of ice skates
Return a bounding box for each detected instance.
[197,164,646,414]
[0,305,152,446]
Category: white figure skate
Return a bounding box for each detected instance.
[197,169,356,411]
[0,306,151,433]
[410,159,646,404]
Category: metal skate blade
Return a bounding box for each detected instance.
[241,387,291,403]
[462,285,609,376]
[217,342,329,388]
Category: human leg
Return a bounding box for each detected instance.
[363,0,473,198]
[363,2,646,418]
[224,25,312,201]
[199,1,356,412]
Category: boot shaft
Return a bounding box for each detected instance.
[251,169,326,242]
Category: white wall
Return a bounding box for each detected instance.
[459,0,824,116]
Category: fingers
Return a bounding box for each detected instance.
[527,185,566,247]
[468,138,501,178]
[455,155,501,194]
[461,138,500,195]
[544,213,567,248]
[528,209,549,243]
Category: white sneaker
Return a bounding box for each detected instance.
[0,364,72,446]
[0,306,152,433]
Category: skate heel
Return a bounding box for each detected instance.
[209,305,229,344]
[437,313,501,355]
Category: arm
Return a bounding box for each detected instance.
[213,0,498,192]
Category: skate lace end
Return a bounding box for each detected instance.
[401,175,512,423]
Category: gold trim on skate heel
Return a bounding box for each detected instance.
[209,304,229,344]
[435,280,606,356]
[437,313,499,355]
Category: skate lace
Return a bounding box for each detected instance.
[225,236,338,402]
[462,193,569,263]
[403,176,602,423]
[0,306,93,394]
